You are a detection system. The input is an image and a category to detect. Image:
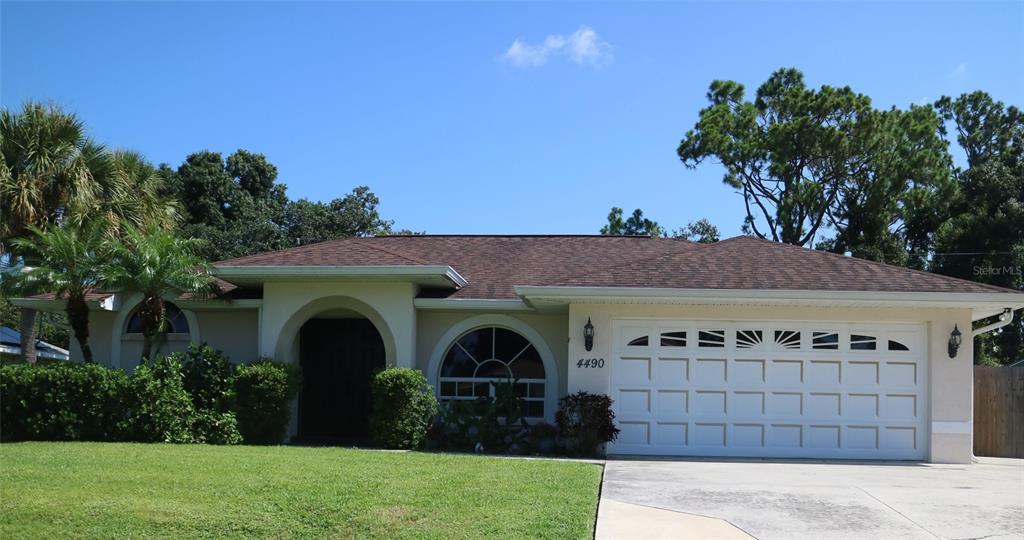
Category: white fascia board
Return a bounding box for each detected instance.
[11,297,114,312]
[414,298,533,311]
[213,265,468,288]
[174,298,264,310]
[514,286,1024,310]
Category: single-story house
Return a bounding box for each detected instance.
[17,235,1024,463]
[0,326,70,363]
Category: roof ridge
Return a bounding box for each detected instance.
[718,236,1022,295]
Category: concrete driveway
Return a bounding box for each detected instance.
[599,457,1024,540]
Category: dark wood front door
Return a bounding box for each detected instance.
[298,318,385,442]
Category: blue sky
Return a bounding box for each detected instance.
[3,2,1022,236]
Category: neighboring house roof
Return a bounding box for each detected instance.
[0,326,70,361]
[214,235,1024,300]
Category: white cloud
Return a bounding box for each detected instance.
[949,63,968,78]
[501,26,612,68]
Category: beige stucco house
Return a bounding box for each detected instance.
[20,235,1024,463]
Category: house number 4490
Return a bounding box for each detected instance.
[576,358,605,368]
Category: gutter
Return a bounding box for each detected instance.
[972,308,1017,338]
[213,265,468,288]
[414,298,532,311]
[514,286,1024,310]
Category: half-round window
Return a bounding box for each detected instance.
[125,302,190,334]
[438,327,546,418]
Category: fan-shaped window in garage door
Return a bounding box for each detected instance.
[438,327,546,418]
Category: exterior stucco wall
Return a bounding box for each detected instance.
[76,311,117,365]
[566,303,975,463]
[193,310,259,364]
[259,281,418,368]
[415,310,570,401]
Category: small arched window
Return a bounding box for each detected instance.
[125,302,190,334]
[438,327,546,418]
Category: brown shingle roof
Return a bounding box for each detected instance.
[213,235,1023,299]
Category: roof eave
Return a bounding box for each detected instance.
[212,265,468,289]
[514,286,1024,314]
[11,296,115,312]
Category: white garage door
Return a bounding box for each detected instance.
[608,320,927,460]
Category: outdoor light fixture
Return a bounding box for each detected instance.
[584,318,595,352]
[948,325,962,358]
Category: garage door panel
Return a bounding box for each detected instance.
[655,390,688,415]
[769,360,804,384]
[845,361,880,385]
[654,357,688,383]
[732,359,766,385]
[847,426,880,450]
[617,389,651,414]
[693,423,727,447]
[655,422,688,446]
[618,357,651,384]
[610,320,927,460]
[694,358,727,384]
[731,391,765,417]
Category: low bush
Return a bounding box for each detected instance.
[123,356,195,443]
[233,359,301,445]
[189,410,243,445]
[555,391,620,457]
[0,363,129,442]
[174,344,234,412]
[369,368,438,449]
[439,379,530,454]
[526,422,559,455]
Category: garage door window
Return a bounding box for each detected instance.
[438,327,546,418]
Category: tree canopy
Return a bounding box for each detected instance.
[677,68,954,261]
[159,150,394,260]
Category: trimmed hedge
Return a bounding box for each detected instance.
[0,349,300,445]
[176,344,235,412]
[0,362,130,442]
[122,356,197,443]
[233,360,302,445]
[369,368,438,449]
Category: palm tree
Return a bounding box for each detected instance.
[92,150,181,235]
[103,227,216,361]
[1,102,108,363]
[10,222,109,363]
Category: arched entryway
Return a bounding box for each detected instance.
[297,312,385,442]
[273,296,396,444]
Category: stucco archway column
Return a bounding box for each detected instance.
[257,281,417,368]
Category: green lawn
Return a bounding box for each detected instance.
[0,442,601,539]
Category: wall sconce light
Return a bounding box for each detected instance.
[584,318,595,352]
[948,324,962,358]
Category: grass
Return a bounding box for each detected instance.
[0,442,602,539]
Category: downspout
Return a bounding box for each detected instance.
[972,308,1016,337]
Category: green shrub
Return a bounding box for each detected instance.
[123,356,195,443]
[555,391,620,457]
[0,363,130,442]
[174,343,235,412]
[233,360,301,445]
[369,368,438,449]
[189,410,243,445]
[440,379,528,454]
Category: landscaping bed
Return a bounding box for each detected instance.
[0,442,602,539]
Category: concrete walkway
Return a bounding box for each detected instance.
[596,498,753,540]
[597,457,1024,540]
